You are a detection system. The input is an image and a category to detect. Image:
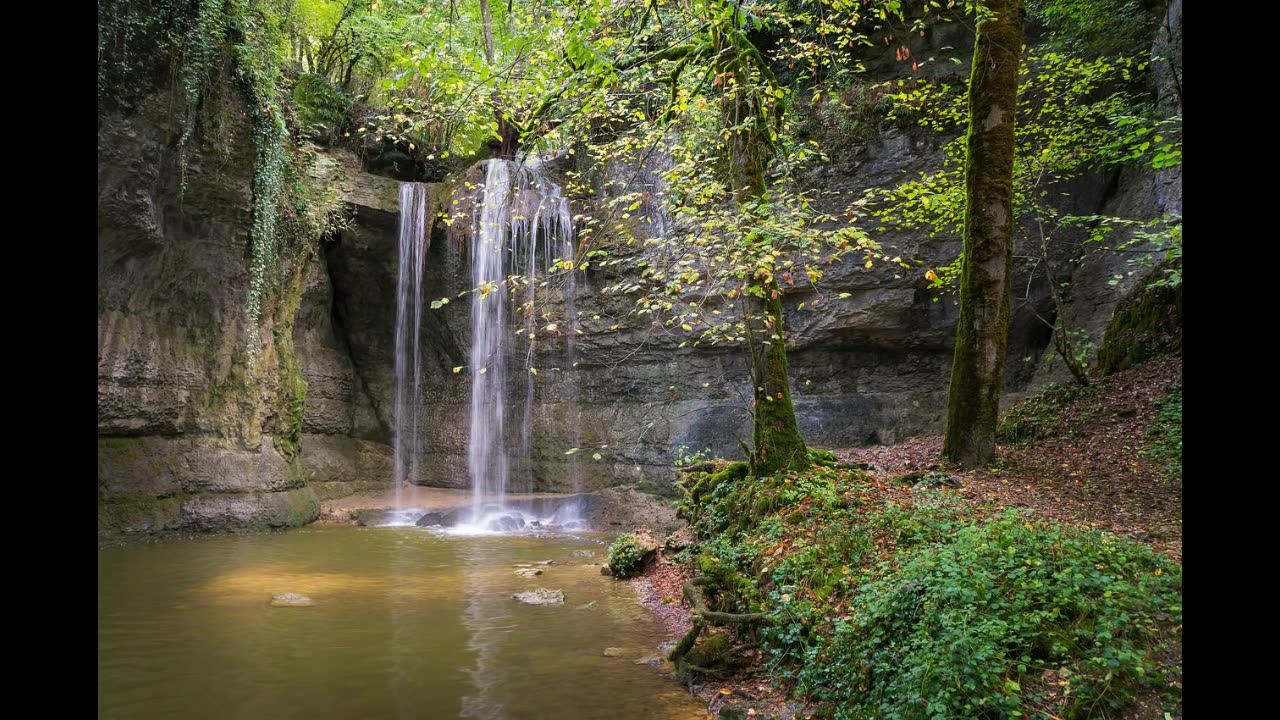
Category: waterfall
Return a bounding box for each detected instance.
[393,182,431,511]
[464,159,578,530]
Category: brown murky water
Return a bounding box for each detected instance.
[98,526,704,719]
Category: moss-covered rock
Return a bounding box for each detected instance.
[607,531,660,579]
[1098,262,1182,375]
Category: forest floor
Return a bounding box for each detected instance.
[632,353,1183,719]
[841,354,1183,561]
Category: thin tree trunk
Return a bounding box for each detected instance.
[479,0,495,64]
[716,27,808,475]
[749,283,808,474]
[941,0,1025,467]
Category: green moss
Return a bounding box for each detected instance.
[997,382,1098,444]
[695,554,761,614]
[1097,261,1183,375]
[686,632,731,668]
[941,0,1025,468]
[271,263,309,462]
[807,448,839,467]
[98,495,184,535]
[751,284,809,476]
[279,487,320,527]
[607,533,656,578]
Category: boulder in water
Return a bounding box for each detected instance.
[353,509,391,526]
[512,588,564,605]
[603,647,626,657]
[514,568,543,578]
[491,515,526,532]
[415,509,464,527]
[269,593,314,607]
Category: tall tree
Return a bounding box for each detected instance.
[710,17,809,475]
[942,0,1025,467]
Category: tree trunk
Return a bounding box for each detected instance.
[715,28,808,475]
[941,0,1025,467]
[749,282,809,474]
[479,0,495,64]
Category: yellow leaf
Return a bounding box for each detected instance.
[925,269,938,282]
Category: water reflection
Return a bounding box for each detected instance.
[98,527,704,720]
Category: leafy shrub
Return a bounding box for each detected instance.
[607,533,652,578]
[292,73,352,136]
[802,512,1182,719]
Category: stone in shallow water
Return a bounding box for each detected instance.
[512,588,564,605]
[414,509,464,527]
[269,593,314,607]
[571,549,595,558]
[603,647,626,657]
[514,568,543,578]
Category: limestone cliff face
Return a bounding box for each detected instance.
[98,5,1182,528]
[97,26,319,533]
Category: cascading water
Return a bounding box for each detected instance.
[393,182,432,514]
[461,159,582,532]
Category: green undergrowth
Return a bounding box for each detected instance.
[997,382,1099,445]
[674,450,1183,718]
[607,533,652,578]
[1145,382,1182,477]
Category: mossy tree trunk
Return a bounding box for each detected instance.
[715,24,809,476]
[747,283,808,474]
[941,0,1025,467]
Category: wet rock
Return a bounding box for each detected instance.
[512,588,564,605]
[571,549,595,558]
[492,515,526,532]
[514,568,543,578]
[603,647,626,657]
[532,560,554,566]
[415,509,464,527]
[575,601,597,610]
[269,593,314,607]
[599,565,614,577]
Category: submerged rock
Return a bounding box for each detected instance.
[353,509,390,527]
[512,588,564,605]
[269,593,314,607]
[514,568,543,578]
[603,647,626,657]
[415,509,464,527]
